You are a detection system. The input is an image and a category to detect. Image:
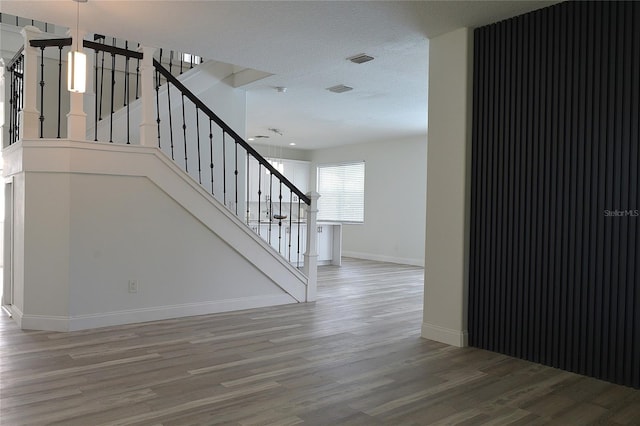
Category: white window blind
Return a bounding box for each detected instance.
[317,161,365,223]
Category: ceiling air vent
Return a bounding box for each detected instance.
[327,84,353,94]
[347,54,374,64]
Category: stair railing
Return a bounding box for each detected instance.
[153,59,313,269]
[6,26,319,296]
[6,46,24,145]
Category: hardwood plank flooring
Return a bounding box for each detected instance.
[1,258,638,425]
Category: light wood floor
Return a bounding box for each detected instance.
[1,258,639,425]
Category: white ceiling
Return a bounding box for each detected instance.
[1,0,556,150]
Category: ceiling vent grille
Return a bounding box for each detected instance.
[348,54,374,64]
[327,84,354,94]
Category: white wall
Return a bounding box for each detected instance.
[422,27,473,347]
[4,140,308,331]
[309,136,427,266]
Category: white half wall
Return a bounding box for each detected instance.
[422,27,473,347]
[3,139,307,331]
[309,136,427,267]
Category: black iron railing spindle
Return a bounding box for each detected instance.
[268,174,273,244]
[289,192,293,261]
[167,83,174,159]
[56,46,62,138]
[123,41,129,107]
[258,163,262,230]
[155,69,161,148]
[135,43,140,99]
[209,119,214,195]
[99,43,105,120]
[39,46,45,137]
[169,50,173,75]
[246,154,251,222]
[196,106,202,184]
[94,46,99,141]
[181,93,188,171]
[109,46,115,143]
[125,42,130,144]
[223,132,227,205]
[278,181,283,253]
[298,199,302,267]
[235,140,239,215]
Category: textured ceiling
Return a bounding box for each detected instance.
[1,1,557,149]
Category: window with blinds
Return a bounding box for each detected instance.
[317,161,365,223]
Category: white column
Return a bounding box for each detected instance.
[422,27,473,347]
[19,26,43,140]
[303,191,320,302]
[66,29,87,141]
[139,46,157,147]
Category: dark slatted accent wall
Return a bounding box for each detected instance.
[469,0,640,389]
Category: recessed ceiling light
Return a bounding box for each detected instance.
[289,143,296,146]
[327,84,353,93]
[248,137,255,141]
[347,53,374,64]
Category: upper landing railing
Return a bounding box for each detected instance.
[5,26,319,294]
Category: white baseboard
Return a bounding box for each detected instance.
[18,294,296,332]
[421,322,468,347]
[342,251,424,267]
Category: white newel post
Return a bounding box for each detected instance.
[139,46,158,147]
[303,191,320,302]
[19,26,43,140]
[66,29,87,141]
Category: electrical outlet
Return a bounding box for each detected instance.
[128,280,139,294]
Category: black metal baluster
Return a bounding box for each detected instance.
[246,154,251,223]
[223,132,227,206]
[181,93,188,171]
[235,140,239,215]
[39,46,45,137]
[166,81,174,159]
[158,48,163,86]
[155,69,161,148]
[180,54,183,74]
[109,41,115,143]
[278,181,283,253]
[297,198,301,268]
[289,192,293,261]
[268,173,273,244]
[135,43,140,99]
[125,42,130,144]
[57,46,62,138]
[169,50,173,75]
[190,54,193,69]
[209,119,214,195]
[258,163,262,235]
[99,43,105,120]
[123,41,128,107]
[196,106,202,183]
[94,47,99,141]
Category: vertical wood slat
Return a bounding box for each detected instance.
[469,0,640,389]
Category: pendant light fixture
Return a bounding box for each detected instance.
[67,0,87,93]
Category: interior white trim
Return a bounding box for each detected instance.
[342,251,424,267]
[18,294,297,332]
[421,322,468,347]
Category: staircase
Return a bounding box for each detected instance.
[2,24,319,331]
